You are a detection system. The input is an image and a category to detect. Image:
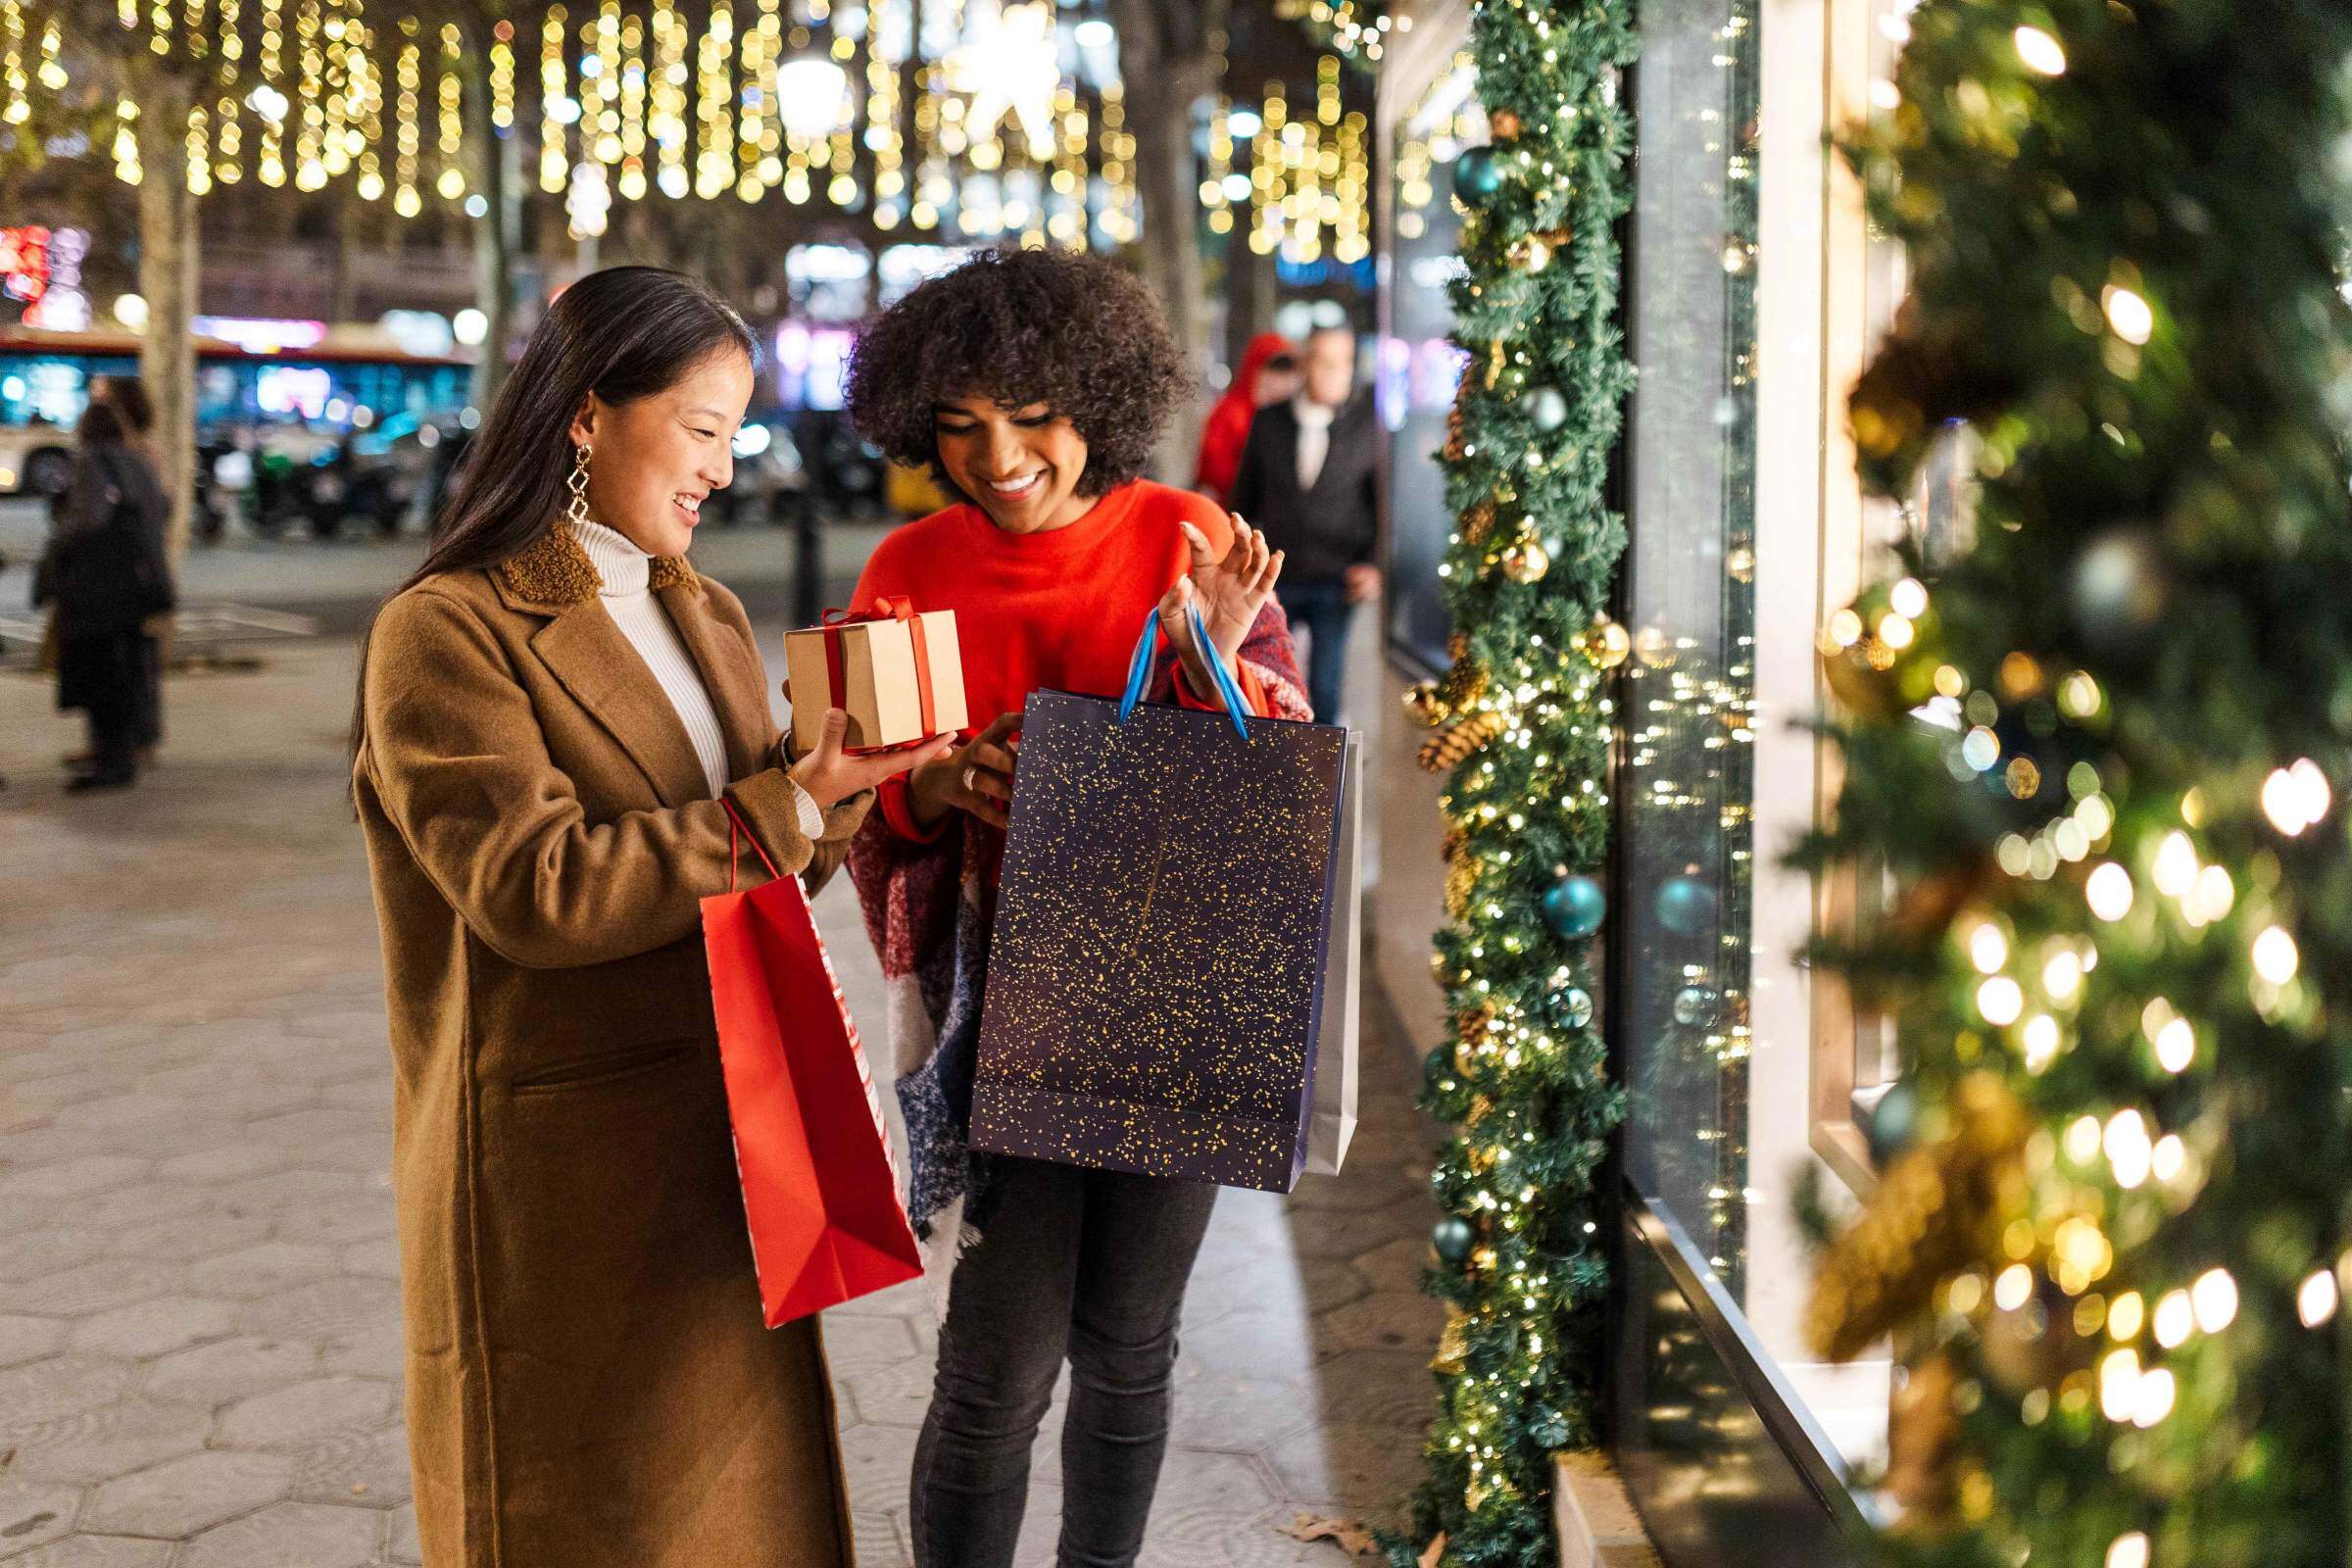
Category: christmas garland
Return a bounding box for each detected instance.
[1389,1,1639,1561]
[1801,2,2352,1565]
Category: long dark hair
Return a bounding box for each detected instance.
[350,266,756,764]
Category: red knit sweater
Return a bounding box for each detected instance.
[850,479,1273,843]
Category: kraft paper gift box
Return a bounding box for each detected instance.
[968,605,1351,1192]
[784,598,968,755]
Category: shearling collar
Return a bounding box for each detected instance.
[493,521,698,612]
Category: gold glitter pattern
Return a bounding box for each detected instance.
[970,690,1348,1191]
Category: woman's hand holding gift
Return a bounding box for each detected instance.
[907,711,1023,830]
[1163,514,1283,702]
[789,708,958,810]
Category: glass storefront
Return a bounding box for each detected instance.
[1373,0,1948,1557]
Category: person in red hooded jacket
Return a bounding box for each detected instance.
[1192,331,1299,506]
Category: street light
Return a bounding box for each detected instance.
[774,58,852,142]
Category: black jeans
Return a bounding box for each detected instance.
[909,1157,1218,1568]
[1278,578,1355,724]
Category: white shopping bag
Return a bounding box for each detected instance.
[1306,733,1361,1176]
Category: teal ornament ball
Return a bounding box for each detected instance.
[1451,144,1504,205]
[1432,1216,1476,1264]
[1527,385,1569,432]
[1542,873,1607,941]
[1657,874,1715,937]
[1550,983,1595,1030]
[1866,1079,1922,1165]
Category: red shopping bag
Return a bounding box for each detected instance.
[703,803,922,1326]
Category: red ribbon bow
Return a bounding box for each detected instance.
[819,597,938,747]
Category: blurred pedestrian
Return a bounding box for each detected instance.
[350,267,947,1568]
[1227,323,1381,724]
[93,376,169,763]
[1191,330,1298,506]
[31,401,172,792]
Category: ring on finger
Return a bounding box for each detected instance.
[962,763,979,792]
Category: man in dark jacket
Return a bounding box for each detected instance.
[1228,324,1381,724]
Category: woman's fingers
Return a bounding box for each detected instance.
[1254,546,1286,596]
[1179,519,1217,573]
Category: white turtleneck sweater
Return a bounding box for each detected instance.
[572,516,824,838]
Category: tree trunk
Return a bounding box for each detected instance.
[1224,232,1277,371]
[466,33,519,412]
[133,65,199,564]
[1105,0,1220,486]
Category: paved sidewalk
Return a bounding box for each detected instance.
[0,637,1442,1566]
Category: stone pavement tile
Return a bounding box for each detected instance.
[187,1245,341,1301]
[1211,1501,1365,1567]
[1004,1479,1066,1568]
[1305,1292,1447,1360]
[826,1279,931,1319]
[59,1184,211,1237]
[81,1448,290,1537]
[152,1147,296,1186]
[48,1098,192,1138]
[0,1477,79,1557]
[142,1336,318,1409]
[242,1281,398,1350]
[840,1354,939,1431]
[288,1427,411,1509]
[382,1504,420,1565]
[67,1298,240,1362]
[1348,1236,1431,1298]
[1166,1367,1321,1454]
[0,1536,172,1568]
[0,1358,139,1425]
[0,1235,113,1288]
[0,1315,69,1371]
[337,1239,402,1282]
[836,1422,918,1518]
[212,1377,395,1452]
[1309,1349,1441,1434]
[175,1499,378,1568]
[821,1315,921,1375]
[1285,1199,1439,1265]
[0,1263,171,1321]
[1261,1422,1424,1521]
[317,1317,404,1381]
[851,1509,908,1568]
[102,1211,274,1268]
[0,1396,212,1487]
[1133,1447,1278,1564]
[0,1158,149,1205]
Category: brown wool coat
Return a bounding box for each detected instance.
[354,524,867,1568]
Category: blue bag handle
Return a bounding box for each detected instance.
[1117,602,1251,739]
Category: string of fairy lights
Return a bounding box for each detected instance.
[25,0,1373,258]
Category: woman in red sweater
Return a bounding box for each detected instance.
[841,249,1311,1568]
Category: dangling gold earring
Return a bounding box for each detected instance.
[564,444,593,530]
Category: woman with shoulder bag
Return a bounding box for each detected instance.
[33,399,172,792]
[352,267,954,1568]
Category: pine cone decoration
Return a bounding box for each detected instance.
[1444,856,1477,918]
[1805,1072,2032,1362]
[1463,503,1495,546]
[1419,712,1502,773]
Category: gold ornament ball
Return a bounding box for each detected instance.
[1581,617,1632,669]
[1403,680,1447,727]
[1512,234,1553,272]
[1501,540,1551,583]
[1634,624,1676,668]
[1490,108,1522,139]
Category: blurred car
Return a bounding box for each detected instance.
[0,421,74,498]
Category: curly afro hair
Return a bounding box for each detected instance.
[844,247,1188,502]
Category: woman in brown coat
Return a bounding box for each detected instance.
[352,268,952,1568]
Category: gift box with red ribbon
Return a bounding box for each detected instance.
[783,598,968,755]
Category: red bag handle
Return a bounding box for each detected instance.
[722,798,784,894]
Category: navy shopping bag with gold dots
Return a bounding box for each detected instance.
[968,605,1349,1192]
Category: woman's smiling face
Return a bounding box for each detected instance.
[569,345,755,557]
[932,394,1095,534]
